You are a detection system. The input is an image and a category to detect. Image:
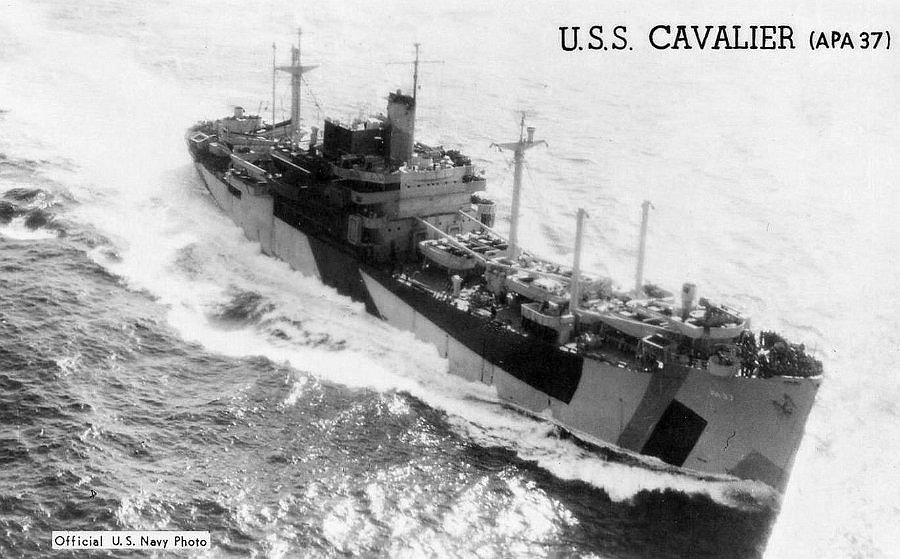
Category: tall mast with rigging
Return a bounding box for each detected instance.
[387,43,443,103]
[276,28,318,141]
[492,115,547,260]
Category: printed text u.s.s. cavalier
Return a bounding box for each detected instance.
[558,25,892,52]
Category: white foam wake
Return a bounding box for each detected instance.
[0,216,58,240]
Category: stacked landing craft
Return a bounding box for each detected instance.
[186,30,822,492]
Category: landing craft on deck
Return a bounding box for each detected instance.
[185,28,822,493]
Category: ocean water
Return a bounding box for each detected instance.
[0,1,898,557]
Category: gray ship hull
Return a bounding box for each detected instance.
[195,162,820,491]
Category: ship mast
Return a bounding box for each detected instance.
[492,115,546,260]
[276,27,318,141]
[292,29,302,138]
[271,43,277,128]
[413,43,420,102]
[570,208,587,312]
[634,200,653,296]
[387,44,443,103]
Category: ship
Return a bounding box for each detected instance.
[186,30,822,492]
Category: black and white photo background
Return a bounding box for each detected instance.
[0,1,896,557]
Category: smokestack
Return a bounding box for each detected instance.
[233,106,245,118]
[387,90,416,163]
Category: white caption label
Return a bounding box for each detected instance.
[51,531,211,550]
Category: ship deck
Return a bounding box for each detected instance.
[398,264,658,376]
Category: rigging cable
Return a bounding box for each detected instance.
[301,75,325,121]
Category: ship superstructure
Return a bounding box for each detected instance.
[186,31,822,492]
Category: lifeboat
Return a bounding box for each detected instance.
[418,231,506,271]
[579,299,671,339]
[505,273,569,304]
[668,303,748,340]
[418,239,479,271]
